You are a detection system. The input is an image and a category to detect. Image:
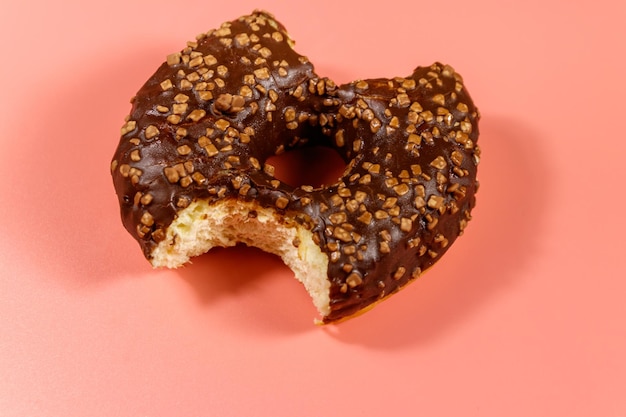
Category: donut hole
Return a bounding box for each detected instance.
[266,146,346,189]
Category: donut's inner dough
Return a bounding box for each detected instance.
[150,199,331,318]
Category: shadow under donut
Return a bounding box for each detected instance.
[175,245,320,333]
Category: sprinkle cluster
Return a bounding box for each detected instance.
[306,65,480,320]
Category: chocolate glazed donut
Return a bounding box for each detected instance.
[110,11,480,324]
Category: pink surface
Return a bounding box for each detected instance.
[1,0,625,415]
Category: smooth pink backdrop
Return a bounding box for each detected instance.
[1,0,625,416]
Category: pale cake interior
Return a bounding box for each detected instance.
[150,199,331,318]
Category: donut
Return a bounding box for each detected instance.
[110,11,480,323]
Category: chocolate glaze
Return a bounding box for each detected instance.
[111,11,480,323]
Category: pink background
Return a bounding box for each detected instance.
[1,0,625,415]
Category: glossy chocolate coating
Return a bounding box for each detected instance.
[111,11,480,323]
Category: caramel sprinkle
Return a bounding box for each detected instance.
[177,145,192,155]
[144,125,159,139]
[187,109,206,122]
[430,156,447,170]
[333,227,353,243]
[275,196,289,209]
[346,272,363,288]
[393,266,406,280]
